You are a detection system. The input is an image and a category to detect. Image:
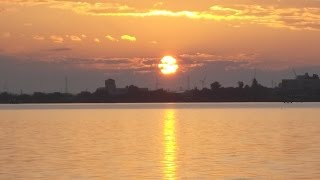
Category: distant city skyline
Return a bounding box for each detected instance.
[1,0,320,93]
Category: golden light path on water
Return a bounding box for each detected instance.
[163,109,177,180]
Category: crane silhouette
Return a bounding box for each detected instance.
[292,68,297,78]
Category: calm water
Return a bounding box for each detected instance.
[1,103,320,179]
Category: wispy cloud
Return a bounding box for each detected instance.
[33,35,45,41]
[179,52,258,62]
[39,52,259,72]
[121,35,136,42]
[150,41,158,45]
[2,1,320,31]
[45,2,320,31]
[177,52,259,71]
[50,35,64,43]
[49,1,135,14]
[153,2,164,8]
[83,6,320,31]
[105,35,118,42]
[3,50,318,75]
[70,35,82,41]
[94,38,100,43]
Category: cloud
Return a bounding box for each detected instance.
[33,35,45,40]
[49,57,146,72]
[105,35,118,42]
[26,55,158,73]
[50,35,64,43]
[177,52,320,71]
[49,2,320,31]
[98,58,132,65]
[94,38,100,43]
[70,35,82,41]
[150,41,158,45]
[179,52,258,62]
[207,5,320,31]
[153,2,164,7]
[121,35,136,42]
[2,1,320,31]
[177,52,260,72]
[58,57,135,66]
[49,1,135,15]
[48,47,72,52]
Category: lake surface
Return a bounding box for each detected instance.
[1,103,320,179]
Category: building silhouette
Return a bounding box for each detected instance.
[105,79,116,94]
[96,78,148,96]
[280,73,320,90]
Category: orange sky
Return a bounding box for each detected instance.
[1,0,320,92]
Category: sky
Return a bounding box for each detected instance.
[1,0,320,93]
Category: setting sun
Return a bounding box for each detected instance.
[158,56,179,75]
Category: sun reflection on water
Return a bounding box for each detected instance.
[163,109,177,180]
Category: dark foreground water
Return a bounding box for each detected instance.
[0,103,320,179]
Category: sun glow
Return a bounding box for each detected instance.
[158,56,179,75]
